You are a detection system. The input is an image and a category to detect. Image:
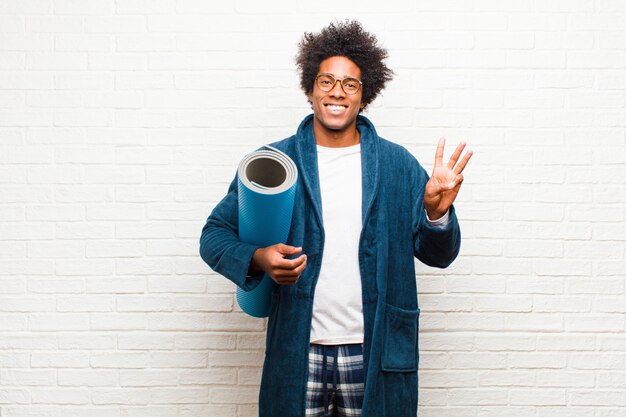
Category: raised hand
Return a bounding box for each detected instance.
[424,138,473,220]
[249,244,307,285]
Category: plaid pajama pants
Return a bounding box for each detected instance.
[306,343,365,417]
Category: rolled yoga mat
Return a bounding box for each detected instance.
[237,145,298,318]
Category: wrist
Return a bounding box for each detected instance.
[248,248,264,275]
[425,208,445,221]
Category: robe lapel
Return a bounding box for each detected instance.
[357,115,379,224]
[294,115,324,230]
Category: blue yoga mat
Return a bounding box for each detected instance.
[237,145,298,318]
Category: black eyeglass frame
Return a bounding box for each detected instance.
[314,73,363,95]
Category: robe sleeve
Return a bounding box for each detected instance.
[411,163,461,268]
[199,174,263,291]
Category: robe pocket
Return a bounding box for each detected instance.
[381,304,420,372]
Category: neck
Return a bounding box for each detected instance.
[313,118,360,148]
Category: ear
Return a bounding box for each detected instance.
[307,91,313,103]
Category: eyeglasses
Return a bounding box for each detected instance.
[314,73,363,95]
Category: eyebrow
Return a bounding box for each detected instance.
[318,72,360,80]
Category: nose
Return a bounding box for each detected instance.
[328,80,346,97]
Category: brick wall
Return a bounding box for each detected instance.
[1,1,625,416]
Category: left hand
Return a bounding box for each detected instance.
[424,138,473,220]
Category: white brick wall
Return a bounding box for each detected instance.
[1,1,625,416]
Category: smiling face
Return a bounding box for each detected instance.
[307,56,364,142]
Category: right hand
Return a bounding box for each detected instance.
[249,244,307,285]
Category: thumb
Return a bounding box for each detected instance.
[449,174,464,190]
[275,244,302,255]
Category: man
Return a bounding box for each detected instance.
[200,20,472,417]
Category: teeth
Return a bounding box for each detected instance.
[327,105,345,110]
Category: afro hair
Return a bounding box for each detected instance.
[295,20,394,112]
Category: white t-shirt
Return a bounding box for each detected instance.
[309,143,451,345]
[310,143,364,345]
